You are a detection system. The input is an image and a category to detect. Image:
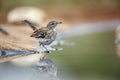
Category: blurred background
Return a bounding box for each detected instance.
[0,0,120,23]
[0,0,120,80]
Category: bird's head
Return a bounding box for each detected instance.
[47,21,62,29]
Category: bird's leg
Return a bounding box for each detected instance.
[41,44,50,53]
[39,41,50,53]
[38,42,48,60]
[39,44,49,61]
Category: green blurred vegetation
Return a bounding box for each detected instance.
[0,0,120,11]
[0,0,120,23]
[1,0,120,7]
[48,31,120,80]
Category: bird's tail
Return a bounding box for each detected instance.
[23,20,37,31]
[0,25,9,35]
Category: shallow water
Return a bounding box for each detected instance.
[0,30,120,80]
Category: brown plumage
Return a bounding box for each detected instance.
[23,20,62,52]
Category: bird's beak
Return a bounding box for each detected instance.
[57,22,63,24]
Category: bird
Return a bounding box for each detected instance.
[23,20,62,53]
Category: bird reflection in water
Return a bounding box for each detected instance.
[32,58,59,80]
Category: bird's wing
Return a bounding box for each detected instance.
[31,29,47,38]
[39,31,57,45]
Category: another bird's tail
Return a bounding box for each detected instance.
[23,20,37,31]
[0,25,9,35]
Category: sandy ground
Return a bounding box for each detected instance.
[0,25,37,50]
[0,25,43,64]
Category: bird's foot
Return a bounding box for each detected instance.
[45,50,51,53]
[51,47,63,51]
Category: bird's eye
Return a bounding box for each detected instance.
[50,22,55,25]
